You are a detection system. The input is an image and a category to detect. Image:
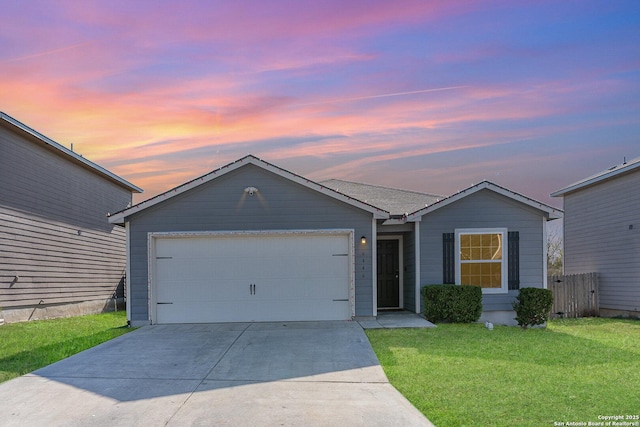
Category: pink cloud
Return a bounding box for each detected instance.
[2,0,636,206]
[0,68,612,195]
[59,1,475,44]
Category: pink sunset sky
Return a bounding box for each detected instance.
[2,1,639,206]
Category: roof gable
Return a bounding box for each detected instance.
[551,156,640,197]
[0,111,142,193]
[108,155,389,224]
[406,181,563,221]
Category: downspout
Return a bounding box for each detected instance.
[125,221,132,324]
[542,217,548,289]
[414,221,421,314]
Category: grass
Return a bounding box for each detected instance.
[366,318,640,427]
[0,311,132,384]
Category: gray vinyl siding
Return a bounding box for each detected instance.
[126,164,374,323]
[403,230,417,311]
[418,189,547,311]
[563,170,640,312]
[0,125,132,308]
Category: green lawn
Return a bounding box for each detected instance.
[366,318,640,427]
[0,311,132,384]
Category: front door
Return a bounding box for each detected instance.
[377,239,400,308]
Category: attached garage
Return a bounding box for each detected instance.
[150,231,354,324]
[108,155,386,325]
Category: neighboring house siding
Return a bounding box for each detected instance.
[0,126,132,310]
[419,189,547,311]
[126,164,374,323]
[563,170,640,312]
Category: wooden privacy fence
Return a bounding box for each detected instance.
[548,273,599,318]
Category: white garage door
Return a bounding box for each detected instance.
[151,231,353,324]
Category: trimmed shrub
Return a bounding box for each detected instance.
[513,287,554,329]
[421,284,482,323]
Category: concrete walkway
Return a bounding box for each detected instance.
[358,311,436,329]
[0,321,434,426]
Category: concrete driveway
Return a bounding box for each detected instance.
[0,321,433,426]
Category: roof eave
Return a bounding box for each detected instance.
[381,218,407,225]
[551,160,640,197]
[1,112,142,194]
[108,155,389,223]
[406,181,563,221]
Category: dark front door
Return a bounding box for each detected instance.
[377,239,400,308]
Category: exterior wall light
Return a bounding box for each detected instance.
[244,186,259,196]
[361,236,367,245]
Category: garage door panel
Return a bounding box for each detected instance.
[157,300,257,323]
[159,277,250,303]
[152,232,352,324]
[253,299,349,322]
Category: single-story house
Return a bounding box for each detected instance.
[108,155,562,326]
[551,156,640,318]
[0,112,142,323]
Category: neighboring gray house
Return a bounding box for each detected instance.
[0,112,142,323]
[109,155,561,326]
[552,157,640,318]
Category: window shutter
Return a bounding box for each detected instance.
[508,231,520,290]
[443,232,455,284]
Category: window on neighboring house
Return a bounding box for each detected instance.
[455,228,508,294]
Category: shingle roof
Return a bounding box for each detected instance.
[107,155,561,224]
[551,156,640,197]
[320,179,443,217]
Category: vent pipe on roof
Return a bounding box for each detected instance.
[71,143,74,152]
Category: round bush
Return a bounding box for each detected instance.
[512,287,553,329]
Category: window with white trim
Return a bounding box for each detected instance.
[455,228,508,294]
